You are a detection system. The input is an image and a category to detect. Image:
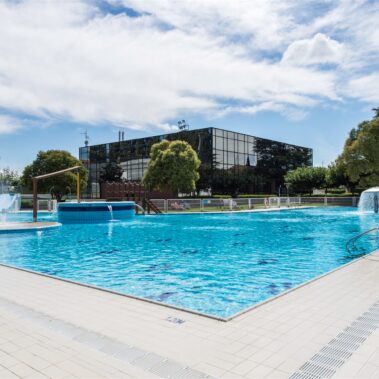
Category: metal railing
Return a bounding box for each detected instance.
[37,199,57,212]
[346,227,379,255]
[150,196,359,213]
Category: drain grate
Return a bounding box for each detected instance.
[328,338,359,352]
[132,352,164,370]
[289,372,321,379]
[357,316,379,324]
[289,299,379,378]
[310,354,344,369]
[319,346,352,361]
[344,326,372,337]
[113,346,146,362]
[298,362,335,378]
[351,320,377,332]
[174,367,210,379]
[150,359,186,377]
[335,332,366,344]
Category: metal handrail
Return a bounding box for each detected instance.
[346,227,379,254]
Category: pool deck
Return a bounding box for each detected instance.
[0,222,61,233]
[0,250,379,378]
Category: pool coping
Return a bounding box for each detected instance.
[0,221,62,233]
[1,244,378,323]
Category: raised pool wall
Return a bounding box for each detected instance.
[57,201,135,223]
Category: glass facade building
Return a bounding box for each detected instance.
[79,127,312,197]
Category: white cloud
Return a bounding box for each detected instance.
[0,115,23,134]
[282,33,344,66]
[0,0,377,134]
[347,74,379,103]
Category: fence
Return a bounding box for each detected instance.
[150,196,359,213]
[37,199,57,212]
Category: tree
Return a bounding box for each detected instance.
[100,162,123,182]
[284,166,327,195]
[341,116,379,188]
[372,107,379,119]
[0,167,19,185]
[143,140,201,195]
[325,162,347,190]
[21,150,88,201]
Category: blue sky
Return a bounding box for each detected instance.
[0,0,378,171]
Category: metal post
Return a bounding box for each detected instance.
[248,198,251,209]
[32,178,37,222]
[77,172,80,203]
[374,194,378,214]
[324,197,327,206]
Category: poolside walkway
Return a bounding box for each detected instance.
[0,250,379,378]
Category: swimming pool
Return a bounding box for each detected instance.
[1,208,378,318]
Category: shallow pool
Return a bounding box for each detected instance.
[1,208,378,318]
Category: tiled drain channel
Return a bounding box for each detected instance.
[0,297,215,379]
[289,300,379,379]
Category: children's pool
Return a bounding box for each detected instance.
[0,208,378,318]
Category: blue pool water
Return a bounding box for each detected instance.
[1,208,378,318]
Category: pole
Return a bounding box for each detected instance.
[77,172,80,203]
[33,178,37,222]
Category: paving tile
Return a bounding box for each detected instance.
[40,365,70,379]
[8,362,42,378]
[0,365,20,379]
[245,364,274,378]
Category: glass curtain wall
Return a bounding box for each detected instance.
[79,127,312,198]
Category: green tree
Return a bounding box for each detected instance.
[0,167,19,185]
[21,150,88,201]
[284,166,327,195]
[341,116,379,188]
[100,162,123,182]
[143,140,201,195]
[325,163,346,190]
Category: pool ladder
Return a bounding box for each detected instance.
[346,227,379,255]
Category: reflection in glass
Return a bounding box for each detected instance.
[80,127,312,197]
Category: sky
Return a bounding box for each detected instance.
[0,0,378,171]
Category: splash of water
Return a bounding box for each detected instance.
[0,194,21,222]
[358,187,379,213]
[107,204,114,220]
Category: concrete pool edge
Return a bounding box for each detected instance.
[0,221,61,233]
[1,245,378,323]
[0,262,227,322]
[225,247,379,321]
